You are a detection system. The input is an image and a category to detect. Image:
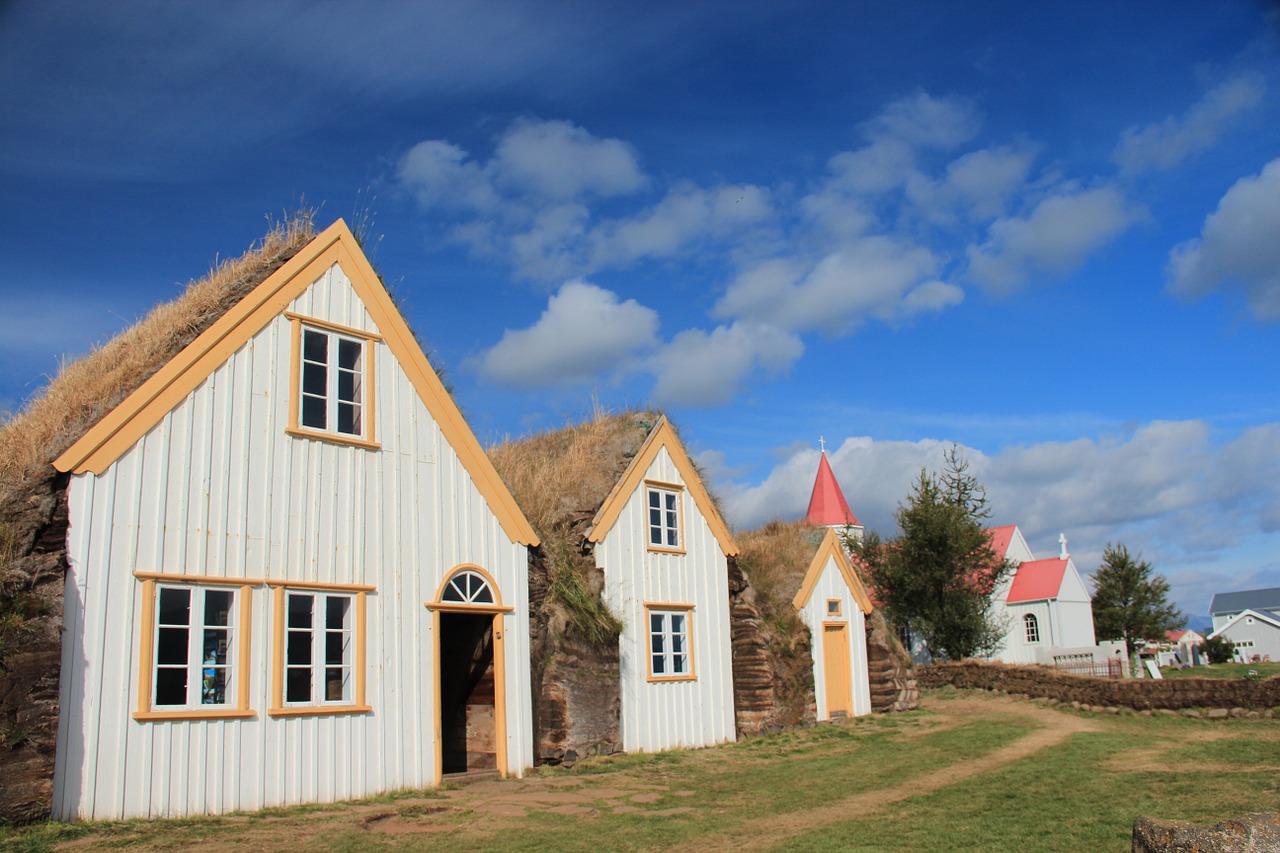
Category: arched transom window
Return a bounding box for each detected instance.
[441,569,495,605]
[1024,613,1040,643]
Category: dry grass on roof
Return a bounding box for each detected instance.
[0,211,317,489]
[736,519,827,617]
[488,408,662,537]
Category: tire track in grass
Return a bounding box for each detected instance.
[702,694,1103,852]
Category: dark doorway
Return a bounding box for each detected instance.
[439,611,497,774]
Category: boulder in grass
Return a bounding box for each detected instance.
[1132,812,1280,853]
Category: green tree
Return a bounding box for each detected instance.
[848,446,1014,661]
[1201,634,1235,665]
[1090,543,1183,649]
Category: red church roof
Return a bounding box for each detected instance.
[806,452,860,527]
[986,525,1017,561]
[1006,557,1068,603]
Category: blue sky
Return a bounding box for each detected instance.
[3,1,1278,627]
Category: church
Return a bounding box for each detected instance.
[804,449,1122,671]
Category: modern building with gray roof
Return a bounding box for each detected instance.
[1209,586,1280,632]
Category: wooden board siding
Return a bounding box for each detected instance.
[53,262,532,820]
[596,446,736,754]
[796,555,871,720]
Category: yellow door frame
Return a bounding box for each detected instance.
[426,565,514,784]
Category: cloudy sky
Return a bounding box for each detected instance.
[3,1,1278,627]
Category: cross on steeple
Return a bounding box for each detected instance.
[819,436,826,453]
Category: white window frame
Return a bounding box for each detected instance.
[283,591,354,706]
[646,482,684,553]
[152,584,236,709]
[133,574,257,722]
[646,605,695,682]
[286,313,380,448]
[1024,613,1040,643]
[269,582,372,717]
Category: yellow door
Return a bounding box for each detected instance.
[823,623,852,718]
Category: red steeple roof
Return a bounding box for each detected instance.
[806,452,860,527]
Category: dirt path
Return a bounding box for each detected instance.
[700,694,1103,852]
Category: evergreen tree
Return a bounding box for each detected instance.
[849,446,1013,661]
[1090,543,1183,648]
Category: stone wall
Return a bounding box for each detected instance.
[727,557,816,734]
[0,468,69,823]
[920,660,1280,712]
[534,638,621,764]
[865,611,919,713]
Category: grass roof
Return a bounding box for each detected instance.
[487,409,666,645]
[735,519,827,618]
[0,211,317,490]
[488,409,662,539]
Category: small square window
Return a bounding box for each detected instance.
[827,599,842,617]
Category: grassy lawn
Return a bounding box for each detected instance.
[3,688,1275,852]
[1158,661,1280,679]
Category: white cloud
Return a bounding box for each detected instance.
[1113,74,1266,173]
[396,120,772,280]
[1166,157,1280,320]
[649,321,803,407]
[588,183,772,269]
[491,118,646,200]
[824,92,980,196]
[473,281,659,386]
[397,139,498,212]
[717,421,1280,617]
[906,143,1039,224]
[966,185,1140,293]
[715,237,956,334]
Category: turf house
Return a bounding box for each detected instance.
[490,413,784,760]
[0,217,541,820]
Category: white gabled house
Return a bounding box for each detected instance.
[584,417,738,753]
[51,220,540,819]
[1208,609,1280,663]
[791,528,874,720]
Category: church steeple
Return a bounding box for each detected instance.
[806,444,862,538]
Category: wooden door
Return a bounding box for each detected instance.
[823,623,852,718]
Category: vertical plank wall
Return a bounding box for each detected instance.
[596,447,736,754]
[797,557,871,719]
[53,263,532,819]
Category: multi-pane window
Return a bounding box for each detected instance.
[154,586,235,708]
[1024,613,1040,643]
[648,608,691,679]
[285,592,353,704]
[300,326,365,437]
[440,570,495,605]
[647,486,680,550]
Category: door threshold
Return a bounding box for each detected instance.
[442,769,502,785]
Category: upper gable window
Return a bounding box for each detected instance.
[646,482,683,552]
[286,314,380,448]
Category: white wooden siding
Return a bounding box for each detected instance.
[797,557,871,719]
[596,447,736,753]
[53,263,532,819]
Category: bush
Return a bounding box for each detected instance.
[1202,634,1235,664]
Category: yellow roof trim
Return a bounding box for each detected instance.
[53,220,539,547]
[792,528,873,614]
[586,416,737,556]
